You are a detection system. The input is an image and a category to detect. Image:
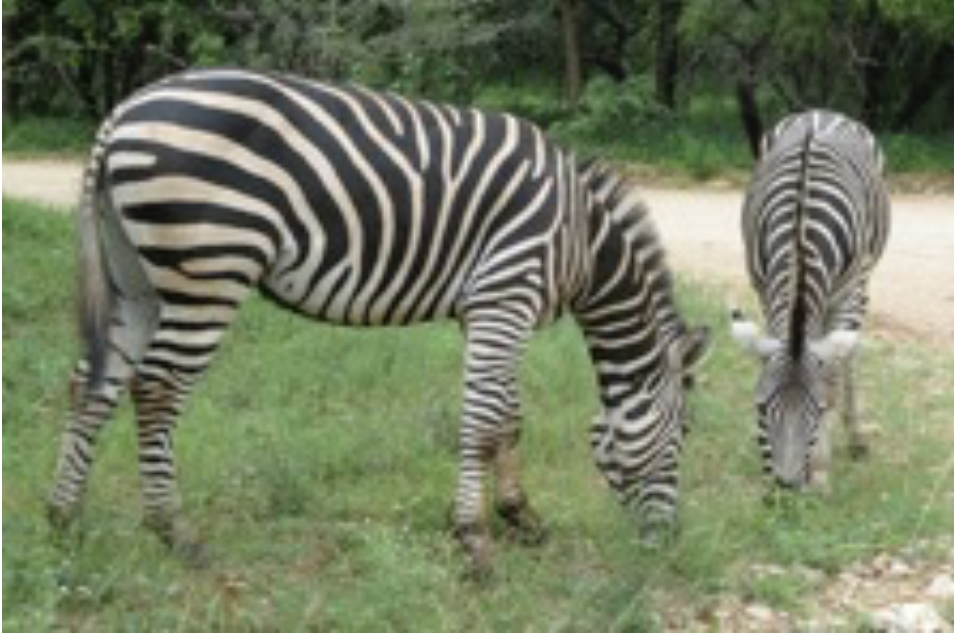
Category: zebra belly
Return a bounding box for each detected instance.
[260,262,463,326]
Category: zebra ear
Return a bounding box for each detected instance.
[676,325,712,390]
[810,330,860,362]
[682,325,712,371]
[730,309,780,358]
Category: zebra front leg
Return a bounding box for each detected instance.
[48,362,125,535]
[453,422,495,582]
[842,355,868,459]
[454,310,534,580]
[494,423,548,546]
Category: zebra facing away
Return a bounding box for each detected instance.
[731,110,890,491]
[48,68,710,576]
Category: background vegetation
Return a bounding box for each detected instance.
[4,0,954,176]
[4,199,953,630]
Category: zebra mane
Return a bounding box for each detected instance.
[577,159,682,339]
[578,160,655,235]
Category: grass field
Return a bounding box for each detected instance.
[3,198,953,631]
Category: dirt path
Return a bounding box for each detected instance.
[3,158,85,209]
[3,158,952,343]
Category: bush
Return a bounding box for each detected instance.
[475,83,570,128]
[554,75,672,140]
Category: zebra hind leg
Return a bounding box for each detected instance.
[131,370,208,568]
[48,360,128,538]
[130,316,238,569]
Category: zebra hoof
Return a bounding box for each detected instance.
[47,502,81,532]
[46,502,85,548]
[174,539,211,570]
[144,515,211,570]
[453,523,495,584]
[848,441,870,460]
[638,514,679,549]
[497,501,549,547]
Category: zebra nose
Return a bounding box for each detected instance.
[774,473,805,492]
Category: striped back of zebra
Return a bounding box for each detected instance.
[47,68,708,572]
[733,110,890,489]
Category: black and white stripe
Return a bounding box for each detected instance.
[47,68,708,570]
[732,110,890,489]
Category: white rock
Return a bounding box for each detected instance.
[888,557,914,577]
[744,603,775,622]
[927,574,954,600]
[870,602,950,633]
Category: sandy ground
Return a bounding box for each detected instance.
[3,158,952,343]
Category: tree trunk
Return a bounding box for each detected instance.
[560,0,583,107]
[736,76,763,159]
[655,0,682,109]
[860,0,894,129]
[583,0,634,82]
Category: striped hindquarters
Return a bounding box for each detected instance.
[743,110,890,346]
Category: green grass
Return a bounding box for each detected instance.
[881,131,954,175]
[4,197,953,631]
[2,116,96,157]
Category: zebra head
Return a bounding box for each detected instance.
[731,310,858,488]
[589,328,709,541]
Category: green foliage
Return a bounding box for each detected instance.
[4,199,954,630]
[3,0,226,117]
[882,131,954,174]
[680,0,954,131]
[4,0,952,147]
[548,88,753,179]
[878,0,954,43]
[475,83,570,129]
[554,75,671,138]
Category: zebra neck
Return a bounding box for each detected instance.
[571,162,684,341]
[571,200,683,337]
[572,222,675,409]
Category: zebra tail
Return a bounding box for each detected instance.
[76,129,114,391]
[787,129,815,358]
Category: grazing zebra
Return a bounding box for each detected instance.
[731,110,890,490]
[47,68,710,575]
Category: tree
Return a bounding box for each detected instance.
[560,0,584,106]
[3,0,224,118]
[681,0,776,155]
[654,0,683,109]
